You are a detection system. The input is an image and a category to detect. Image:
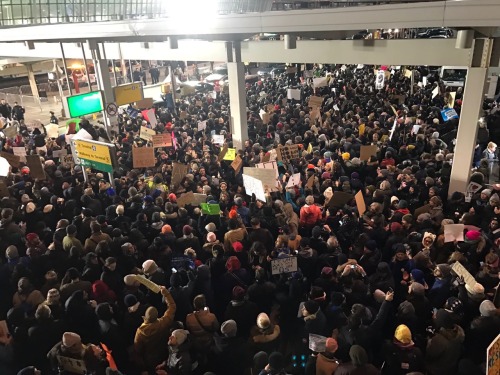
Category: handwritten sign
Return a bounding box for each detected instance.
[286,173,301,188]
[3,125,17,139]
[132,147,155,168]
[451,261,477,289]
[12,147,27,163]
[313,77,328,88]
[287,88,301,101]
[444,224,464,243]
[308,96,323,108]
[244,167,278,192]
[152,133,172,148]
[276,144,299,163]
[192,193,208,206]
[223,148,236,161]
[218,144,228,162]
[271,256,298,275]
[212,134,224,145]
[140,126,156,142]
[200,203,220,215]
[231,155,243,174]
[171,162,189,189]
[242,174,266,202]
[487,334,500,375]
[198,120,207,131]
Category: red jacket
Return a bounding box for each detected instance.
[300,204,322,226]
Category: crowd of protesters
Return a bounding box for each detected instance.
[0,63,500,375]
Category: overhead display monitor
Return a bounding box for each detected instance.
[65,91,104,118]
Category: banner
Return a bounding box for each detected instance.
[132,147,155,168]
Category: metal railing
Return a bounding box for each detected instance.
[0,0,442,26]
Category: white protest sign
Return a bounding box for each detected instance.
[287,88,301,101]
[146,109,157,127]
[467,182,482,194]
[412,124,421,134]
[243,167,279,191]
[389,119,397,141]
[271,256,298,275]
[242,174,266,202]
[451,261,477,289]
[375,70,385,90]
[333,104,339,111]
[286,173,302,188]
[432,86,439,99]
[313,77,328,88]
[197,120,207,132]
[255,161,279,179]
[212,134,224,145]
[444,224,464,243]
[45,123,59,139]
[0,157,10,176]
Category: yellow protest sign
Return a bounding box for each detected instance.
[359,124,366,136]
[223,148,236,161]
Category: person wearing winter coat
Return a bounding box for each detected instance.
[134,287,176,372]
[301,300,328,345]
[249,313,281,355]
[214,320,250,374]
[224,286,260,339]
[185,294,219,364]
[300,196,323,230]
[425,309,465,375]
[382,324,424,375]
[334,345,380,375]
[156,329,192,375]
[47,332,108,375]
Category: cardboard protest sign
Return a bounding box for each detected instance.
[12,147,27,163]
[266,104,275,113]
[223,148,236,161]
[271,256,298,275]
[140,126,156,142]
[3,125,17,139]
[195,100,203,107]
[218,144,229,162]
[261,112,270,125]
[242,174,266,202]
[0,151,20,167]
[171,162,189,188]
[452,261,477,289]
[180,111,187,120]
[135,98,154,109]
[360,145,378,161]
[328,191,354,208]
[192,193,208,206]
[231,155,243,174]
[200,203,220,215]
[244,167,278,192]
[176,192,195,208]
[256,161,278,177]
[355,191,366,216]
[152,133,172,148]
[276,144,299,163]
[308,96,323,108]
[26,155,46,180]
[132,147,155,168]
[61,154,74,169]
[306,175,315,190]
[287,88,301,101]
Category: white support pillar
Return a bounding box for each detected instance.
[88,40,117,137]
[226,42,248,151]
[449,67,488,195]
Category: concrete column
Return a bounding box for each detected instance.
[227,42,247,151]
[227,62,247,150]
[449,67,488,195]
[26,64,39,102]
[88,40,117,136]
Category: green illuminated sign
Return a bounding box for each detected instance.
[66,91,104,118]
